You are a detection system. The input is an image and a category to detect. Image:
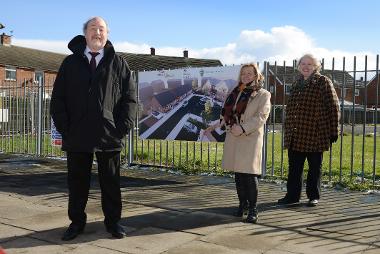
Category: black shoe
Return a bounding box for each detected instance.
[61,224,84,241]
[233,202,248,217]
[107,224,127,239]
[245,208,258,224]
[277,196,299,205]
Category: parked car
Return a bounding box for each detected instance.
[151,111,163,119]
[184,122,198,133]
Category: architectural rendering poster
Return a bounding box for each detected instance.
[138,65,241,142]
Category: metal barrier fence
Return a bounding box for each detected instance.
[0,56,379,187]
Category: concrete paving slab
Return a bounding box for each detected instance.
[1,236,73,254]
[31,221,137,246]
[183,221,244,236]
[95,227,199,254]
[200,223,298,253]
[264,249,304,254]
[164,240,255,254]
[0,224,33,244]
[278,230,378,254]
[123,208,184,229]
[66,244,125,254]
[1,154,380,254]
[0,193,62,221]
[308,215,380,238]
[362,246,380,254]
[143,210,235,233]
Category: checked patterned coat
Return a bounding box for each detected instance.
[284,72,340,152]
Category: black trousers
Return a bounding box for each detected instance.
[67,151,122,228]
[235,172,258,208]
[286,149,323,201]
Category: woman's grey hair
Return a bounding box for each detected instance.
[82,16,109,34]
[297,54,322,72]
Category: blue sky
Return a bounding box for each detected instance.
[1,0,379,66]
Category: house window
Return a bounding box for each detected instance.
[5,67,16,81]
[34,71,44,84]
[343,88,347,98]
[269,85,275,93]
[285,84,291,95]
[355,89,360,97]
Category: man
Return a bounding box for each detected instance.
[51,17,137,240]
[278,54,340,207]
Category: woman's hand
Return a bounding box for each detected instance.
[231,124,244,136]
[206,122,219,131]
[206,119,225,131]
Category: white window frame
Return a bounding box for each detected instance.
[34,71,44,84]
[285,83,291,95]
[343,88,347,98]
[355,88,360,97]
[5,67,16,81]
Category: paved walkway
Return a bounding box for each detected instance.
[0,154,379,254]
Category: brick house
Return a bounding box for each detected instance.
[362,74,380,108]
[0,33,65,92]
[0,33,222,91]
[0,32,222,132]
[264,64,367,106]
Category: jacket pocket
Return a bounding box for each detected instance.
[103,109,123,139]
[103,109,115,126]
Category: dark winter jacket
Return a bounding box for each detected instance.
[284,72,340,152]
[50,35,137,152]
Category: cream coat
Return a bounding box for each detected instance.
[221,88,271,175]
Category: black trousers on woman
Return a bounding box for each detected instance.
[235,172,258,208]
[67,151,122,230]
[286,149,323,201]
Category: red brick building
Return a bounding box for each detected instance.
[0,33,222,92]
[264,64,372,107]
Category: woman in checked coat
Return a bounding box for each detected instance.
[278,54,340,207]
[209,63,271,223]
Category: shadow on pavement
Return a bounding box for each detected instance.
[0,172,183,196]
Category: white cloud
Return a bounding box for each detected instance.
[13,38,70,54]
[12,26,377,74]
[113,41,150,54]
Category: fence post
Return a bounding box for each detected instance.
[36,76,43,156]
[262,61,268,177]
[128,71,138,166]
[127,130,133,166]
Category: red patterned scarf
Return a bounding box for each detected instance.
[222,82,262,127]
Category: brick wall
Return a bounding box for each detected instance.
[0,66,4,81]
[366,76,380,107]
[16,68,34,85]
[0,66,57,85]
[44,72,57,94]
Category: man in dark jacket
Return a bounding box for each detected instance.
[51,16,137,240]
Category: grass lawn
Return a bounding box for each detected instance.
[1,132,378,189]
[133,133,380,189]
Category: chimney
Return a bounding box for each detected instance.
[183,50,188,58]
[1,33,11,46]
[150,47,155,55]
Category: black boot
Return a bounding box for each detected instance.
[234,173,248,217]
[233,201,248,217]
[245,207,258,223]
[245,175,258,223]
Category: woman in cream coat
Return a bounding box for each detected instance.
[210,63,271,223]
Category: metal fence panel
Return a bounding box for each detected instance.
[1,56,379,188]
